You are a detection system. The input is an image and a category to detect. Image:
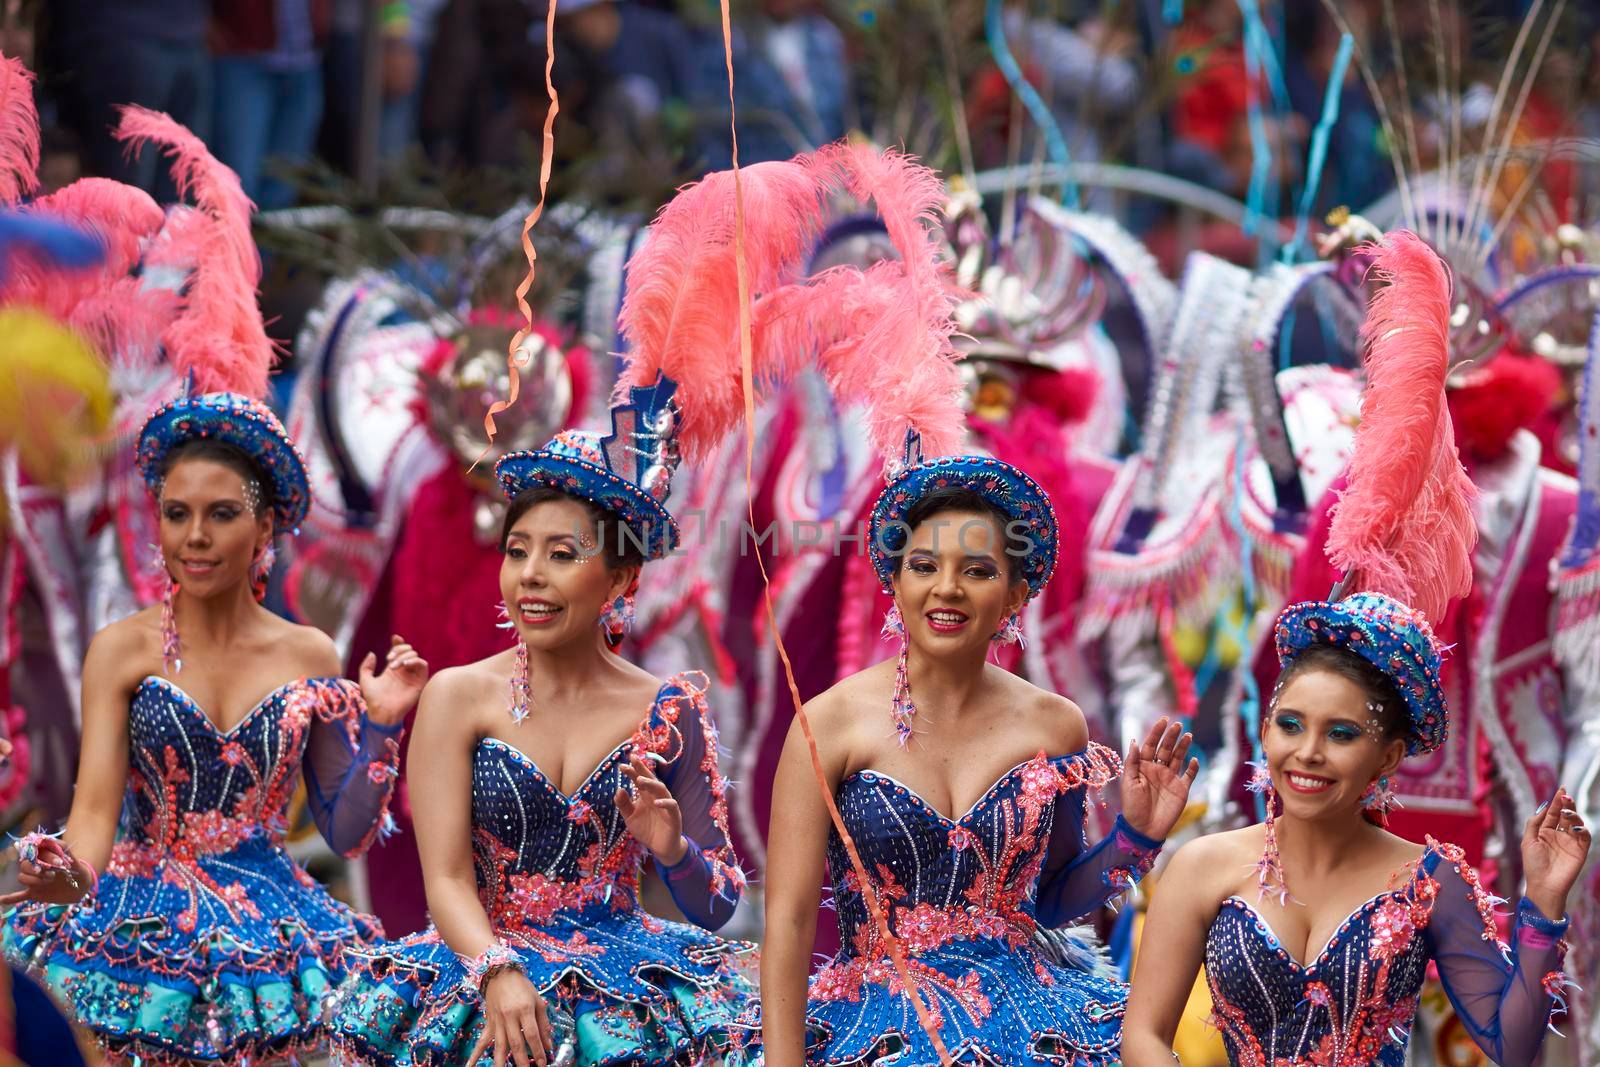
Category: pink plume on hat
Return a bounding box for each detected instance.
[615,156,827,463]
[0,55,39,207]
[617,142,964,465]
[114,105,274,398]
[1325,230,1477,623]
[776,143,964,461]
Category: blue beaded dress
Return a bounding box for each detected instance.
[2,675,404,1065]
[794,742,1160,1066]
[1204,839,1572,1067]
[329,672,755,1067]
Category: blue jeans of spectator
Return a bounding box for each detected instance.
[212,58,324,211]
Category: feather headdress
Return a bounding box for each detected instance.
[0,55,38,207]
[1325,230,1477,622]
[614,142,964,467]
[114,106,274,398]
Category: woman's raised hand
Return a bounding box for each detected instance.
[1121,717,1200,842]
[1522,787,1591,920]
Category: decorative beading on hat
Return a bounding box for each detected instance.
[494,372,682,560]
[1273,592,1449,756]
[136,392,311,534]
[867,429,1058,600]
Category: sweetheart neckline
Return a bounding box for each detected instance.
[841,748,1090,825]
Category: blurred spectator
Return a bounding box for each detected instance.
[421,0,546,170]
[703,0,850,167]
[322,0,438,173]
[212,0,329,210]
[1284,3,1387,215]
[37,0,211,202]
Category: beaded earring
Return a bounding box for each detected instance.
[1245,760,1292,906]
[498,602,532,725]
[249,541,276,602]
[158,548,182,676]
[598,593,635,649]
[1361,774,1399,814]
[882,603,916,747]
[992,612,1026,648]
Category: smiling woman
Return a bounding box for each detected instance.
[754,433,1199,1067]
[330,378,758,1067]
[1,391,429,1067]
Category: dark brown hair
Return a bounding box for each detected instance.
[499,486,647,570]
[159,439,272,517]
[896,486,1025,582]
[1273,643,1410,743]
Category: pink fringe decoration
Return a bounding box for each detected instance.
[1326,231,1477,623]
[0,55,39,207]
[614,144,966,465]
[114,106,275,398]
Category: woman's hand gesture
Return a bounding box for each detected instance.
[0,837,92,908]
[467,968,553,1067]
[359,634,429,727]
[1121,718,1199,842]
[616,753,687,866]
[1522,788,1591,920]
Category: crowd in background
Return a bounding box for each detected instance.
[9,0,1600,231]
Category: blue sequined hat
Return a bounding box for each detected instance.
[494,373,681,560]
[1274,592,1448,756]
[868,431,1058,598]
[137,392,311,533]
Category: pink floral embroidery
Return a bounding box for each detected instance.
[1369,900,1417,961]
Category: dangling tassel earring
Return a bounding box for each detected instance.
[1245,761,1292,906]
[498,602,533,724]
[882,604,916,747]
[249,542,276,603]
[159,552,182,676]
[509,641,533,725]
[992,613,1026,648]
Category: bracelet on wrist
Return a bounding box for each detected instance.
[458,942,522,995]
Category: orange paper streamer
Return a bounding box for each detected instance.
[716,5,953,1063]
[474,0,561,469]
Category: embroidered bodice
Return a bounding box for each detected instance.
[1204,840,1572,1067]
[120,675,401,865]
[469,673,744,934]
[817,744,1158,978]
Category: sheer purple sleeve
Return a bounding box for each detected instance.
[651,677,746,932]
[1423,851,1573,1067]
[1034,747,1162,928]
[297,678,404,859]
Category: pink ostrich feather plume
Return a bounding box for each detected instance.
[0,55,39,206]
[1326,230,1477,623]
[615,142,964,465]
[615,158,827,463]
[751,144,964,460]
[5,179,167,326]
[32,178,164,277]
[114,106,274,397]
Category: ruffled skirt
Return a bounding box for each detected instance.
[329,905,757,1067]
[800,931,1125,1067]
[2,833,382,1065]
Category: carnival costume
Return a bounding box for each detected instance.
[2,391,405,1065]
[1205,233,1574,1067]
[784,432,1162,1067]
[329,380,755,1066]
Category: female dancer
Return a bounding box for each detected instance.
[760,442,1199,1066]
[1,391,427,1064]
[331,384,754,1067]
[1121,593,1586,1066]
